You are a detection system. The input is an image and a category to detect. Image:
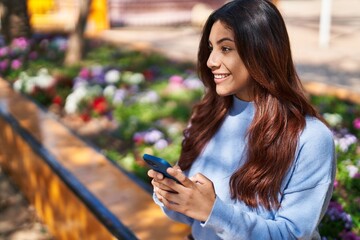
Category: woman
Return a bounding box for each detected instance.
[148,0,336,239]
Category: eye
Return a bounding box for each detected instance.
[221,46,232,53]
[208,45,213,52]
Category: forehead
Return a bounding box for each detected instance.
[209,21,234,41]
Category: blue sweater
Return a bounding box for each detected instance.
[155,96,336,240]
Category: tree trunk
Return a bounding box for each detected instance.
[64,0,92,66]
[0,0,32,44]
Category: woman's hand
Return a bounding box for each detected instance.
[148,167,216,222]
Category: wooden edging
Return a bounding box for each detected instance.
[303,81,360,105]
[0,108,136,239]
[0,79,190,239]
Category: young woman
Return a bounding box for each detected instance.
[148,0,336,239]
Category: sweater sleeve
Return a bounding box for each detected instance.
[153,193,195,225]
[201,121,336,240]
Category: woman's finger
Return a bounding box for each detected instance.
[167,167,193,188]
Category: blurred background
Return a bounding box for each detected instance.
[0,0,359,239]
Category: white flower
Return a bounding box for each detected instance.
[64,86,88,114]
[13,79,24,92]
[129,73,145,84]
[323,113,343,127]
[34,68,55,89]
[346,165,359,178]
[24,78,36,94]
[105,69,121,84]
[103,85,117,99]
[122,71,145,85]
[64,94,78,114]
[13,72,33,93]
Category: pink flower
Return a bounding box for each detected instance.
[353,118,360,130]
[11,59,22,70]
[0,47,9,57]
[169,75,184,85]
[79,68,91,79]
[12,37,29,49]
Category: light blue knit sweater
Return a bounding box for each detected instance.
[155,96,336,240]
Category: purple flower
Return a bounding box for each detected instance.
[51,37,68,51]
[0,59,9,71]
[333,132,358,152]
[353,118,360,130]
[39,39,49,49]
[133,129,165,145]
[339,231,360,240]
[113,89,127,104]
[133,132,145,143]
[72,77,88,89]
[154,139,168,149]
[183,77,204,90]
[29,51,38,60]
[144,129,164,144]
[325,201,353,230]
[91,65,104,78]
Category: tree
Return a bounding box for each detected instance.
[0,0,32,44]
[64,0,92,66]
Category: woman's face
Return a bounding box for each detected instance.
[207,20,251,101]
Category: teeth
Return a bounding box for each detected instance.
[214,74,229,79]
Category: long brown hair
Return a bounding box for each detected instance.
[178,0,323,210]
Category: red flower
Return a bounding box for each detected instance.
[80,112,91,122]
[143,69,155,81]
[92,96,108,115]
[52,95,62,105]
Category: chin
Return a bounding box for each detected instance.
[216,89,233,97]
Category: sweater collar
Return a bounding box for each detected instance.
[229,95,255,117]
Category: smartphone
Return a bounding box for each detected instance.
[142,154,181,184]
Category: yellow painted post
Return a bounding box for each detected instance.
[87,0,109,34]
[27,0,55,15]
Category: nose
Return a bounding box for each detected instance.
[207,51,220,70]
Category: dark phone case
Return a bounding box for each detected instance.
[142,154,181,184]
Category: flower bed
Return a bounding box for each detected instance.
[1,35,359,239]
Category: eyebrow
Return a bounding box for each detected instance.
[209,37,234,45]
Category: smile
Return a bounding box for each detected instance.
[214,74,230,79]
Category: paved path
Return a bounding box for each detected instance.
[0,168,53,240]
[97,0,360,97]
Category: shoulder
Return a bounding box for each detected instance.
[299,116,334,149]
[293,116,336,184]
[284,116,336,190]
